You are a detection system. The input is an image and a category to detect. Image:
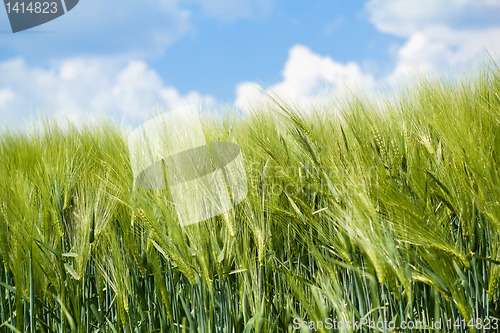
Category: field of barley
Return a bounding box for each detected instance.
[1,63,500,332]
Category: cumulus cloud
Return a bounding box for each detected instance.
[0,57,216,129]
[235,82,267,113]
[367,0,500,79]
[367,0,500,37]
[275,45,375,97]
[235,45,376,114]
[390,26,500,80]
[0,89,15,109]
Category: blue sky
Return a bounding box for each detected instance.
[0,0,499,128]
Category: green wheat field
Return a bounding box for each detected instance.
[1,62,500,332]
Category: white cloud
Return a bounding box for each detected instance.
[0,89,15,109]
[367,0,500,79]
[367,0,500,37]
[276,45,376,98]
[0,0,194,59]
[235,45,376,114]
[390,26,500,80]
[235,82,267,113]
[0,57,216,129]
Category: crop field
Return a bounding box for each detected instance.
[1,63,500,332]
